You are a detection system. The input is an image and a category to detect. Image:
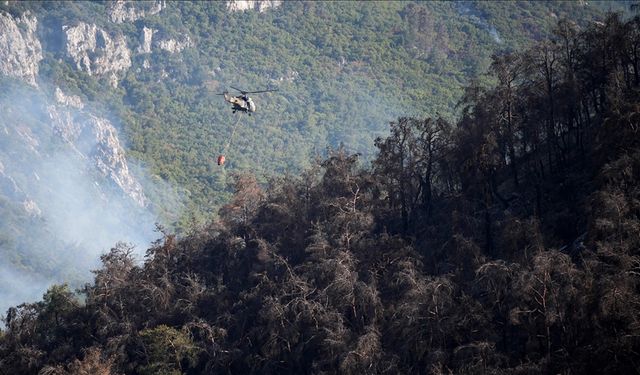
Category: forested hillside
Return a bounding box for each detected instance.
[1,0,629,314]
[0,0,627,220]
[2,10,640,374]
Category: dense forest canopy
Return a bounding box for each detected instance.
[0,0,628,222]
[1,0,630,315]
[2,8,640,374]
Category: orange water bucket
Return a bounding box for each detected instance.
[217,155,226,166]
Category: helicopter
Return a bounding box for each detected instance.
[217,86,278,115]
[215,86,278,166]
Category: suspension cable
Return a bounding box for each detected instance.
[222,116,242,155]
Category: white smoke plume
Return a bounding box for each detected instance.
[0,80,178,317]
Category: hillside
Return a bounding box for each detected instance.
[0,1,629,215]
[0,1,631,313]
[1,9,640,374]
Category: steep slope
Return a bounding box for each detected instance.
[0,0,632,316]
[0,78,164,313]
[2,10,640,370]
[1,1,628,217]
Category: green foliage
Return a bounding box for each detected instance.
[3,1,629,228]
[139,325,200,375]
[2,5,640,374]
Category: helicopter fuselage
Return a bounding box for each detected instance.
[224,93,256,113]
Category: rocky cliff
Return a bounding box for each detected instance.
[48,88,147,206]
[0,160,39,216]
[0,7,148,210]
[138,26,156,54]
[63,22,132,88]
[226,0,282,13]
[155,35,193,53]
[1,87,148,212]
[107,0,166,24]
[0,7,194,209]
[0,82,158,314]
[0,11,42,86]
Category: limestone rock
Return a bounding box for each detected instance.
[0,11,42,86]
[54,87,84,109]
[63,22,131,87]
[108,0,165,23]
[138,26,156,54]
[47,104,147,206]
[0,161,21,199]
[156,35,192,53]
[226,0,282,13]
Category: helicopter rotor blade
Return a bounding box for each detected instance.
[230,86,278,95]
[242,88,279,94]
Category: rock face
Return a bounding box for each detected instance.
[108,0,166,23]
[1,8,193,86]
[89,114,147,207]
[54,87,84,109]
[0,160,39,216]
[226,0,282,12]
[0,11,42,86]
[48,89,147,206]
[0,84,159,314]
[63,22,131,87]
[138,26,156,54]
[137,27,191,70]
[139,26,192,62]
[156,35,192,53]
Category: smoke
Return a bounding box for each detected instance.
[33,152,157,257]
[489,26,503,44]
[0,264,49,312]
[455,2,503,44]
[0,81,176,317]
